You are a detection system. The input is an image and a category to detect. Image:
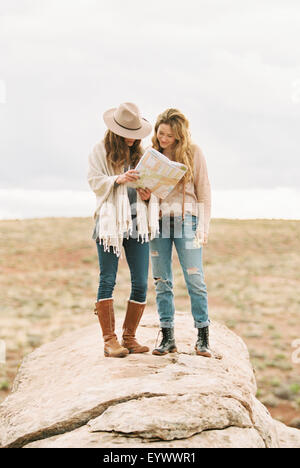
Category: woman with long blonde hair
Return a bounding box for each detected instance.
[150,108,212,357]
[88,102,158,358]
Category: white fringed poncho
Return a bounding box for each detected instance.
[87,140,160,257]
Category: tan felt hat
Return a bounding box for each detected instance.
[103,102,152,139]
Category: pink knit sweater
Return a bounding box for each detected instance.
[158,144,211,234]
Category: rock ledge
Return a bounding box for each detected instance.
[0,312,299,448]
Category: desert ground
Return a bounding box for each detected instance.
[0,217,299,428]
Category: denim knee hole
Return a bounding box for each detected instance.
[187,267,201,276]
[151,251,159,257]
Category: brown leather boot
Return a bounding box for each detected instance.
[94,299,129,358]
[121,300,149,354]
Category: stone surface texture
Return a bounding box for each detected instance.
[0,312,299,448]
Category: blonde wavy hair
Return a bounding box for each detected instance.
[152,109,194,184]
[104,130,143,171]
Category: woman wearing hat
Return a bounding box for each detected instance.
[150,108,212,357]
[88,102,159,358]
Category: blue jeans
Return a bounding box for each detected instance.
[150,215,210,329]
[96,237,149,303]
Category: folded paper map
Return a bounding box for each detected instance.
[128,147,187,199]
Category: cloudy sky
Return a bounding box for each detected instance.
[0,0,300,218]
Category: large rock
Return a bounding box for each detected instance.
[0,312,299,448]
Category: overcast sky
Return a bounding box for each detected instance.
[0,0,300,218]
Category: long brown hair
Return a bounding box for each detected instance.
[104,130,143,171]
[152,109,194,184]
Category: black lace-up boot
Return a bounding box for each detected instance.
[152,328,177,355]
[195,326,212,357]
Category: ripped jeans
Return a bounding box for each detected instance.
[150,215,210,329]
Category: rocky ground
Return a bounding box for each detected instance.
[1,313,299,448]
[0,217,300,429]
